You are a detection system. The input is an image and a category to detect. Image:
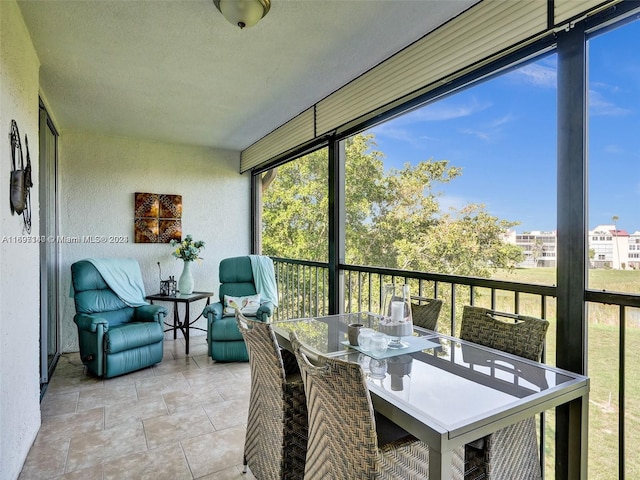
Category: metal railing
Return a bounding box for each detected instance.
[272,257,557,334]
[272,257,329,320]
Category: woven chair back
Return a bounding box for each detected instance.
[460,306,547,479]
[237,312,288,479]
[411,297,443,331]
[290,332,381,479]
[460,306,549,361]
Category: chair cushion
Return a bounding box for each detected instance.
[220,283,258,300]
[105,322,164,354]
[72,260,133,326]
[210,317,246,341]
[72,260,111,292]
[209,339,249,362]
[105,342,163,378]
[74,285,130,315]
[219,256,254,283]
[80,305,135,327]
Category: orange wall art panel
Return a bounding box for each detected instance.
[134,192,182,243]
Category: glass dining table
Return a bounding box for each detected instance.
[272,312,589,480]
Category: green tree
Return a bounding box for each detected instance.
[398,204,522,277]
[261,148,329,262]
[531,238,546,267]
[344,135,464,268]
[262,133,523,277]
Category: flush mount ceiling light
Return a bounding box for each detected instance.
[213,0,271,29]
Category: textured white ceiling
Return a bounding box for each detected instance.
[18,0,477,151]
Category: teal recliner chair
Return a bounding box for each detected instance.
[71,259,168,378]
[203,256,275,362]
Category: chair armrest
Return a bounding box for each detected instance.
[204,303,224,347]
[257,301,274,321]
[203,302,224,321]
[74,313,108,333]
[134,304,168,323]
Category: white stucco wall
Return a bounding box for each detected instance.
[0,1,42,478]
[58,131,249,352]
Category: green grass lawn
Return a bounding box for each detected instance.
[496,266,640,295]
[492,267,640,478]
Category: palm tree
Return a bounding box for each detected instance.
[612,215,620,269]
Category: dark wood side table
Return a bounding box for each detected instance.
[146,291,214,355]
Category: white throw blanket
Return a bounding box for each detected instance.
[86,258,149,307]
[249,255,278,308]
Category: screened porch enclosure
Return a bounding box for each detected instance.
[250,2,640,478]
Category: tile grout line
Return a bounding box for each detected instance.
[178,440,196,480]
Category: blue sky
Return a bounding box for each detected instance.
[368,19,640,235]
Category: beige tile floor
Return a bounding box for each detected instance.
[19,335,257,480]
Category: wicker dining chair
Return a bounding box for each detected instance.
[236,311,308,480]
[460,305,550,480]
[411,296,443,331]
[289,331,466,480]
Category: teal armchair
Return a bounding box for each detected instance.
[71,259,168,378]
[203,256,275,362]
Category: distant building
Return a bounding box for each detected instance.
[504,230,557,268]
[627,231,640,269]
[589,224,629,269]
[505,225,639,270]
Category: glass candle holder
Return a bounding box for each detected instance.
[379,283,413,348]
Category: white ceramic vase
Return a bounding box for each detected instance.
[178,260,194,294]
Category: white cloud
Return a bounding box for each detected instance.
[458,114,515,143]
[370,97,492,145]
[370,124,413,142]
[459,128,491,141]
[589,89,632,116]
[404,97,491,122]
[591,81,621,94]
[369,124,435,150]
[510,63,557,88]
[489,114,515,128]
